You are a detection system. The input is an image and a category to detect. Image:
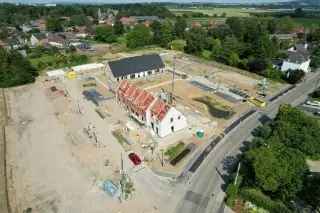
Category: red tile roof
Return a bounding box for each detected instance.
[117,81,156,117]
[151,99,170,121]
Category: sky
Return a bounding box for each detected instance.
[0,0,295,4]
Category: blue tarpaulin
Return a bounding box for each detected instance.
[102,180,119,197]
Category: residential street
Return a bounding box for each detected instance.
[174,72,320,213]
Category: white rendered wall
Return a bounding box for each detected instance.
[151,107,187,138]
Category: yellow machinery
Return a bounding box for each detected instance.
[66,71,77,80]
[249,97,267,108]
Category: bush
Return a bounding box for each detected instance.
[165,142,185,160]
[285,69,305,84]
[240,188,291,213]
[310,89,320,100]
[0,48,38,87]
[226,183,239,207]
[225,175,242,207]
[170,39,186,52]
[95,26,117,43]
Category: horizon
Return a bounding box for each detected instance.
[0,0,296,5]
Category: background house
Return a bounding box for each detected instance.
[281,43,311,73]
[30,33,47,46]
[47,33,66,48]
[120,17,137,28]
[108,54,165,81]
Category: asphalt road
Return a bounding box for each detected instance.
[174,72,320,213]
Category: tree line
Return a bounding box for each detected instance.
[0,47,38,87]
[226,105,320,212]
[96,15,315,83]
[0,3,174,27]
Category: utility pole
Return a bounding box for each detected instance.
[77,99,82,114]
[171,55,176,104]
[234,162,241,185]
[120,153,124,202]
[161,149,164,167]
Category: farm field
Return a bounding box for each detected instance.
[294,18,320,29]
[169,7,272,17]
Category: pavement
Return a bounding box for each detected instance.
[174,72,320,213]
[0,89,9,213]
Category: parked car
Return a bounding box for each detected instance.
[128,152,142,166]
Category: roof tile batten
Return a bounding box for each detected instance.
[151,99,170,121]
[117,81,157,116]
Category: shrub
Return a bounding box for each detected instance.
[226,175,242,208]
[240,188,291,213]
[285,69,305,84]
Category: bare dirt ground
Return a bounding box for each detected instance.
[162,52,285,98]
[5,81,180,213]
[148,80,248,130]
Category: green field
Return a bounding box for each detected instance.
[169,7,271,17]
[294,18,320,29]
[186,17,226,26]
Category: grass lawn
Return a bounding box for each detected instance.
[29,53,89,72]
[165,142,185,160]
[29,54,60,71]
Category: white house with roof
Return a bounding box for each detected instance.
[281,43,311,73]
[117,81,187,138]
[149,99,187,138]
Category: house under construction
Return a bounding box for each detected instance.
[116,81,187,138]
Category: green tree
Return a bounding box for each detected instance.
[301,175,320,210]
[247,58,269,74]
[265,67,283,81]
[158,20,174,48]
[46,17,63,32]
[309,28,320,42]
[95,26,117,43]
[311,46,320,68]
[0,26,8,40]
[276,17,297,33]
[151,20,162,44]
[210,38,222,59]
[70,14,90,26]
[126,24,152,49]
[272,105,320,158]
[286,69,305,84]
[174,17,187,39]
[226,17,245,40]
[246,142,308,201]
[169,39,186,51]
[0,47,38,87]
[113,19,124,35]
[184,27,207,54]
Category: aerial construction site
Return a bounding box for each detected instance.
[1,50,287,213]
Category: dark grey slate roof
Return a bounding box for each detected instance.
[287,51,310,64]
[108,54,165,78]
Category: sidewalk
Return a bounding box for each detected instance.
[0,89,9,213]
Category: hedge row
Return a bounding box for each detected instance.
[240,188,291,213]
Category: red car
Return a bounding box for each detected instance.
[128,152,142,166]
